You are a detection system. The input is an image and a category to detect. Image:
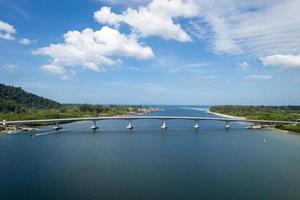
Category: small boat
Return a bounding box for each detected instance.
[194,122,199,129]
[126,122,134,129]
[90,125,99,130]
[161,121,167,129]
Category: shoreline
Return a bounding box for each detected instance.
[206,110,246,120]
[0,108,162,134]
[264,127,291,134]
[207,109,297,134]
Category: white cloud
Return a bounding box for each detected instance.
[245,74,272,80]
[187,20,207,40]
[43,65,71,80]
[152,54,210,73]
[190,0,300,56]
[0,20,16,40]
[94,0,199,42]
[42,64,65,75]
[41,65,72,80]
[238,62,249,70]
[19,38,31,45]
[260,54,300,69]
[0,21,33,44]
[97,0,300,58]
[35,0,300,78]
[167,62,209,73]
[34,26,154,79]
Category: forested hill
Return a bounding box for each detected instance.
[0,84,61,112]
[0,83,155,121]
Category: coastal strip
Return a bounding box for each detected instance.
[0,107,162,134]
[206,110,246,120]
[208,106,300,134]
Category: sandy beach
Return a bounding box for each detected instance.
[206,110,246,120]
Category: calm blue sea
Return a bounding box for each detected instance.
[1,106,300,200]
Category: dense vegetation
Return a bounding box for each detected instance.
[276,124,300,133]
[210,105,300,133]
[0,84,61,113]
[0,84,149,121]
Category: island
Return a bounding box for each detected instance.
[210,105,300,133]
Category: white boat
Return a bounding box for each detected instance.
[126,122,134,129]
[90,125,99,130]
[161,121,167,129]
[194,121,199,129]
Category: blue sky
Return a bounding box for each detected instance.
[0,0,300,105]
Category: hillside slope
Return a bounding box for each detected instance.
[0,84,154,121]
[0,84,61,113]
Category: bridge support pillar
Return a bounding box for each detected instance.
[15,124,20,130]
[53,122,62,131]
[90,120,99,130]
[31,128,36,138]
[161,121,167,129]
[2,120,7,127]
[126,121,134,129]
[194,121,199,129]
[225,121,230,129]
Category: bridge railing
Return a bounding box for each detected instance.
[2,116,298,125]
[2,116,298,134]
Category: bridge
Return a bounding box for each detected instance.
[2,116,298,131]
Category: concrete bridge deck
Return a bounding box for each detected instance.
[2,116,298,126]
